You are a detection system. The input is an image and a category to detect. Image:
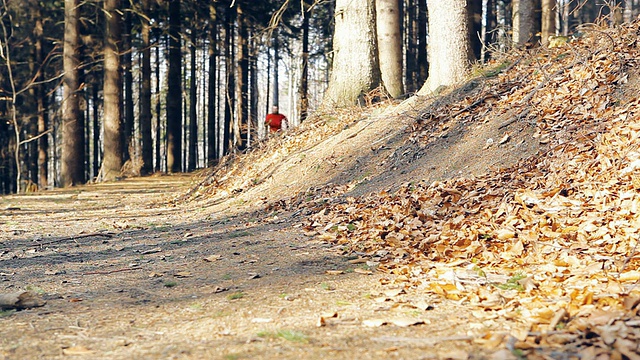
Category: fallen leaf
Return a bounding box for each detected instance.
[326,270,344,275]
[354,268,373,275]
[389,318,426,327]
[203,254,222,262]
[363,318,386,327]
[62,346,94,355]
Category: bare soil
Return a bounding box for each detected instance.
[1,175,504,360]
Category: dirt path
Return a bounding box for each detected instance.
[0,176,504,360]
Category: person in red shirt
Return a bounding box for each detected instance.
[265,105,288,133]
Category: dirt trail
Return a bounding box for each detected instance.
[1,175,502,360]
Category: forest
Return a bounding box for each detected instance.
[0,0,633,194]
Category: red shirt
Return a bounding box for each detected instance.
[266,113,287,132]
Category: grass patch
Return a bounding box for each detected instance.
[25,285,45,295]
[222,273,232,280]
[163,281,178,288]
[0,310,16,318]
[257,329,309,343]
[227,292,245,300]
[228,230,253,238]
[492,272,527,292]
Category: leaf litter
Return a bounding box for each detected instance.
[301,21,640,357]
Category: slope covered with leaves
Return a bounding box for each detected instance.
[305,23,640,357]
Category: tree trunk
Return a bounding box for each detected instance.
[272,33,279,106]
[155,32,162,172]
[223,7,235,156]
[188,27,197,171]
[512,0,539,46]
[236,1,248,150]
[167,0,182,173]
[298,1,310,122]
[376,0,404,98]
[468,0,483,59]
[419,0,472,95]
[417,0,428,85]
[140,0,153,175]
[92,86,100,179]
[33,7,47,189]
[101,0,123,181]
[122,10,133,163]
[207,4,217,163]
[541,0,556,45]
[625,0,633,22]
[325,0,381,106]
[61,0,85,187]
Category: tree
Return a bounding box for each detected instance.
[376,0,404,98]
[541,0,556,45]
[512,0,539,47]
[418,0,472,95]
[61,0,85,187]
[101,0,123,181]
[324,0,381,106]
[140,0,153,175]
[167,0,182,172]
[206,4,218,163]
[298,0,310,121]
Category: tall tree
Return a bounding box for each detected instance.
[61,0,85,186]
[376,0,404,98]
[236,1,249,150]
[512,0,539,46]
[188,25,197,170]
[206,4,217,163]
[541,0,556,45]
[324,0,381,106]
[33,3,48,188]
[418,0,472,95]
[298,0,310,121]
[122,10,133,163]
[167,0,182,172]
[140,0,153,175]
[223,6,235,155]
[101,0,123,181]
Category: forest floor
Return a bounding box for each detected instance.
[4,21,640,360]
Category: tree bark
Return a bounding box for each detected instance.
[324,0,381,106]
[541,0,556,45]
[167,0,182,173]
[223,7,235,156]
[418,0,472,95]
[236,1,248,150]
[61,0,85,186]
[140,0,153,175]
[298,0,310,121]
[207,4,217,163]
[188,27,197,171]
[512,0,538,46]
[101,0,123,181]
[122,10,133,163]
[376,0,404,98]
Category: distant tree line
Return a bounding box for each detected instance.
[0,0,632,194]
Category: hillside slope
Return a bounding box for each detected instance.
[192,21,640,356]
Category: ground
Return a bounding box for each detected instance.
[1,176,501,360]
[3,22,640,360]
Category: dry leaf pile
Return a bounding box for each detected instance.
[308,22,640,357]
